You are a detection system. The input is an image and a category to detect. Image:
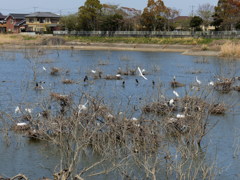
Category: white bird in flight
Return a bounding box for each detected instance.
[78,100,88,114]
[196,76,201,85]
[173,90,179,97]
[137,67,148,80]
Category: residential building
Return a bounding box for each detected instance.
[0,13,6,33]
[5,13,28,33]
[25,12,60,33]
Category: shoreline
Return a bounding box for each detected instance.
[0,42,220,56]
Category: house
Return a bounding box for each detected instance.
[0,13,7,33]
[172,16,191,30]
[25,12,60,33]
[5,13,28,33]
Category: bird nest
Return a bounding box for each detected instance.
[142,102,175,115]
[209,103,227,115]
[104,75,122,80]
[50,67,61,76]
[62,79,75,84]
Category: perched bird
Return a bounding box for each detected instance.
[173,90,179,97]
[84,75,88,82]
[15,106,20,114]
[196,76,201,85]
[137,67,148,80]
[25,108,32,114]
[208,81,214,86]
[176,114,185,118]
[35,82,44,90]
[168,99,175,107]
[116,74,121,77]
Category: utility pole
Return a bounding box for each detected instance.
[191,5,194,17]
[33,7,38,13]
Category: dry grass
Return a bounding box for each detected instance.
[220,42,240,58]
[0,34,42,45]
[62,79,75,84]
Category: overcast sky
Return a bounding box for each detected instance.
[0,0,218,16]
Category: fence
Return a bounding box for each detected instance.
[53,30,240,39]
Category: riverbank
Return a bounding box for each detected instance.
[0,34,222,56]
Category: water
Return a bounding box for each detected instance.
[0,49,240,179]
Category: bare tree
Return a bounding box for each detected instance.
[197,3,214,29]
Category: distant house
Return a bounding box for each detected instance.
[5,13,28,33]
[25,12,60,33]
[172,16,191,30]
[0,13,7,33]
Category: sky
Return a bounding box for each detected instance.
[0,0,219,16]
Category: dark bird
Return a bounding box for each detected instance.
[152,80,155,86]
[84,75,88,82]
[122,80,125,87]
[135,79,139,84]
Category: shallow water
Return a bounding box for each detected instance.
[0,49,240,179]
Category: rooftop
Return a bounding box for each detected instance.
[26,12,60,18]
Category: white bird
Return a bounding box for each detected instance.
[169,99,174,106]
[208,81,214,86]
[131,117,138,121]
[173,90,179,97]
[107,113,114,118]
[43,66,46,71]
[15,106,20,114]
[91,70,96,74]
[25,108,32,114]
[78,100,88,114]
[17,122,28,126]
[196,76,201,85]
[116,74,121,77]
[176,114,185,118]
[137,67,148,80]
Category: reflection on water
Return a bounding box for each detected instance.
[0,49,240,179]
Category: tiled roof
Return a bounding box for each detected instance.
[14,19,26,27]
[0,13,6,19]
[26,12,60,18]
[6,13,28,20]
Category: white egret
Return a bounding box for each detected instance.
[78,100,88,114]
[173,90,179,97]
[25,108,32,114]
[131,117,138,121]
[137,67,148,80]
[169,99,174,106]
[208,81,214,86]
[15,106,20,114]
[196,76,201,85]
[91,70,96,74]
[43,66,46,71]
[176,114,185,118]
[116,74,121,77]
[17,122,28,126]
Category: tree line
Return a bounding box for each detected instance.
[60,0,240,31]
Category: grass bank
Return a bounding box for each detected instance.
[64,36,213,45]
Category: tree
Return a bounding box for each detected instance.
[197,3,214,29]
[140,0,168,31]
[100,13,123,31]
[212,0,240,30]
[60,14,79,31]
[190,16,203,31]
[78,0,102,30]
